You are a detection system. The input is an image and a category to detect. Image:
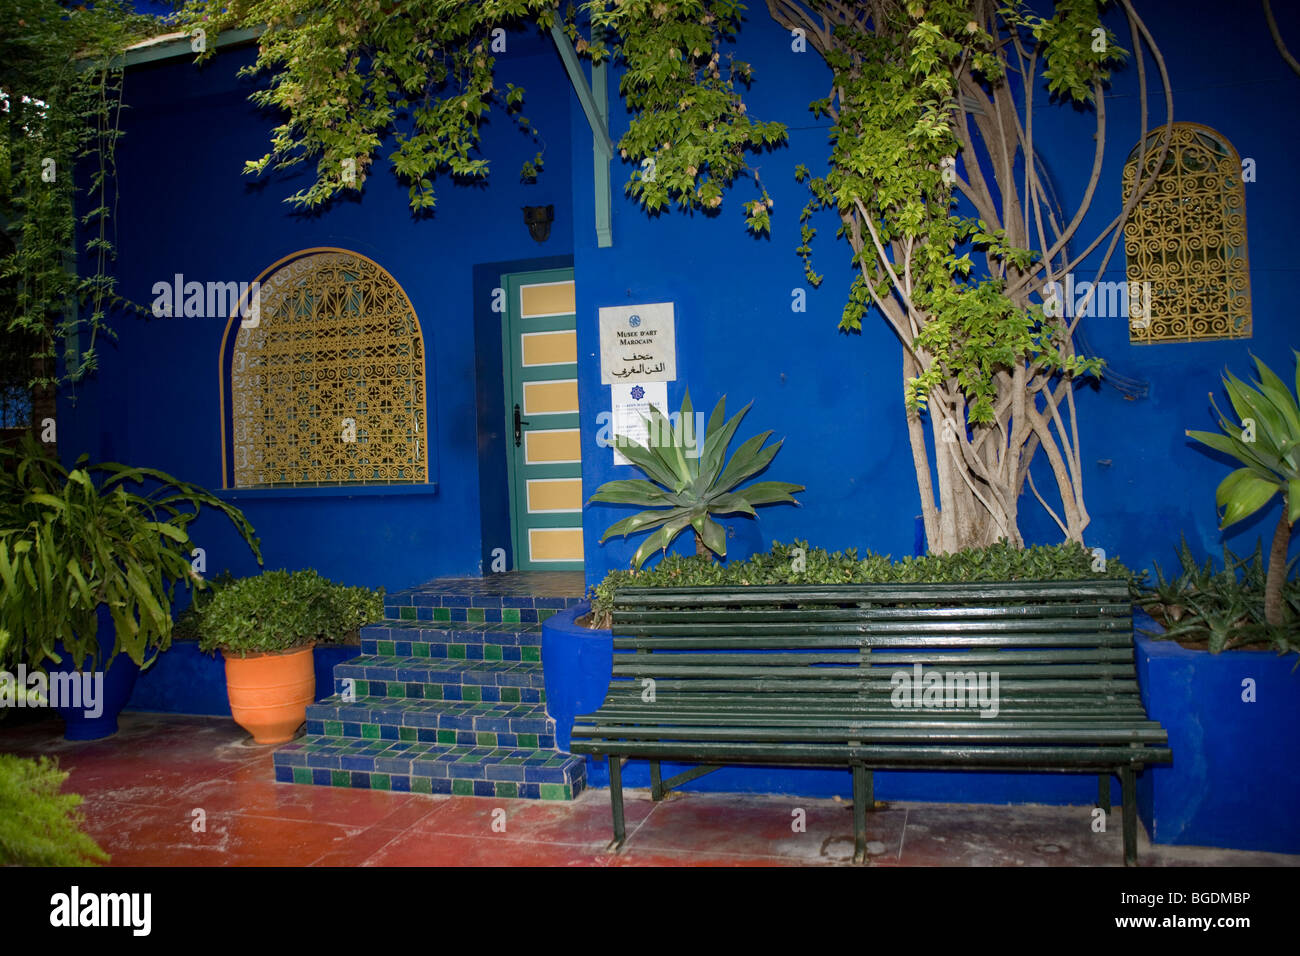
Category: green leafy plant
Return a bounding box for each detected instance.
[1138,536,1299,656]
[0,752,108,866]
[0,626,107,866]
[0,434,262,671]
[587,538,1135,628]
[2,1,164,391]
[194,569,384,657]
[588,391,803,569]
[1186,353,1300,627]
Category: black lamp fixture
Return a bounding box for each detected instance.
[523,204,554,243]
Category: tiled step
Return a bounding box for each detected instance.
[359,619,544,655]
[274,573,588,802]
[382,572,585,623]
[331,656,546,704]
[273,734,586,800]
[306,697,556,749]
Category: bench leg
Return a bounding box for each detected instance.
[1120,768,1137,867]
[607,756,626,852]
[852,764,868,864]
[1098,773,1111,813]
[650,760,663,801]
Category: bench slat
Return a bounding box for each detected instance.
[614,633,1138,650]
[569,738,1169,768]
[571,724,1168,744]
[607,648,1135,665]
[614,618,1130,638]
[613,582,1132,606]
[612,663,1135,679]
[614,603,1133,625]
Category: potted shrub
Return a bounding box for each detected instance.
[195,569,382,744]
[0,435,260,739]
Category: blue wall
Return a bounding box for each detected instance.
[64,1,1300,596]
[61,31,575,592]
[573,0,1300,588]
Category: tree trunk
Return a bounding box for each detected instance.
[695,531,710,559]
[1265,499,1294,627]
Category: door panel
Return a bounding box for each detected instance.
[503,269,583,570]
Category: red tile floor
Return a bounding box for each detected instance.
[3,712,1295,867]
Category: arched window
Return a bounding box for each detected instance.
[221,248,429,488]
[1122,122,1251,343]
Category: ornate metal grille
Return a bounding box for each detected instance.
[1122,122,1251,343]
[230,250,427,487]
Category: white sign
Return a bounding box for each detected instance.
[609,382,669,465]
[599,302,676,384]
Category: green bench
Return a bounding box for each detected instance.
[569,580,1172,865]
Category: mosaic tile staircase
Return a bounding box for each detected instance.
[272,573,589,800]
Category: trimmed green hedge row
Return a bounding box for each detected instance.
[587,540,1135,628]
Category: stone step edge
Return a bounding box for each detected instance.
[304,717,556,752]
[273,735,585,799]
[381,605,568,626]
[309,695,553,727]
[357,637,544,662]
[332,658,545,688]
[273,762,582,801]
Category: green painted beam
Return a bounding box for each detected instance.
[80,26,263,71]
[548,22,613,248]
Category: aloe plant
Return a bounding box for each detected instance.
[589,391,803,569]
[1186,353,1300,627]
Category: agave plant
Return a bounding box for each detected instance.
[589,391,803,569]
[1186,353,1299,627]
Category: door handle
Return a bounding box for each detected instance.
[514,403,530,447]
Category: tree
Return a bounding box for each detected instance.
[178,0,1174,552]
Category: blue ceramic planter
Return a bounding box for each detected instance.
[48,606,141,741]
[1134,610,1300,855]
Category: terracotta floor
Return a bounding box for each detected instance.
[3,712,1295,867]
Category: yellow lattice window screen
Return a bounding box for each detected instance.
[1122,122,1251,343]
[228,250,428,487]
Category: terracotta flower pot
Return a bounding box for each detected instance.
[222,645,315,744]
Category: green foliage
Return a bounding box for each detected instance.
[795,1,1123,423]
[194,569,384,657]
[0,625,107,866]
[0,434,262,671]
[588,390,803,568]
[1,1,163,387]
[178,0,561,210]
[178,0,784,223]
[171,569,236,642]
[1186,352,1299,628]
[588,538,1135,628]
[1186,352,1300,531]
[0,753,108,866]
[1138,536,1299,656]
[580,0,787,232]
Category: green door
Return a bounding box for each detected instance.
[502,268,584,570]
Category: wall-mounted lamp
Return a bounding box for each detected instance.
[523,204,554,243]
